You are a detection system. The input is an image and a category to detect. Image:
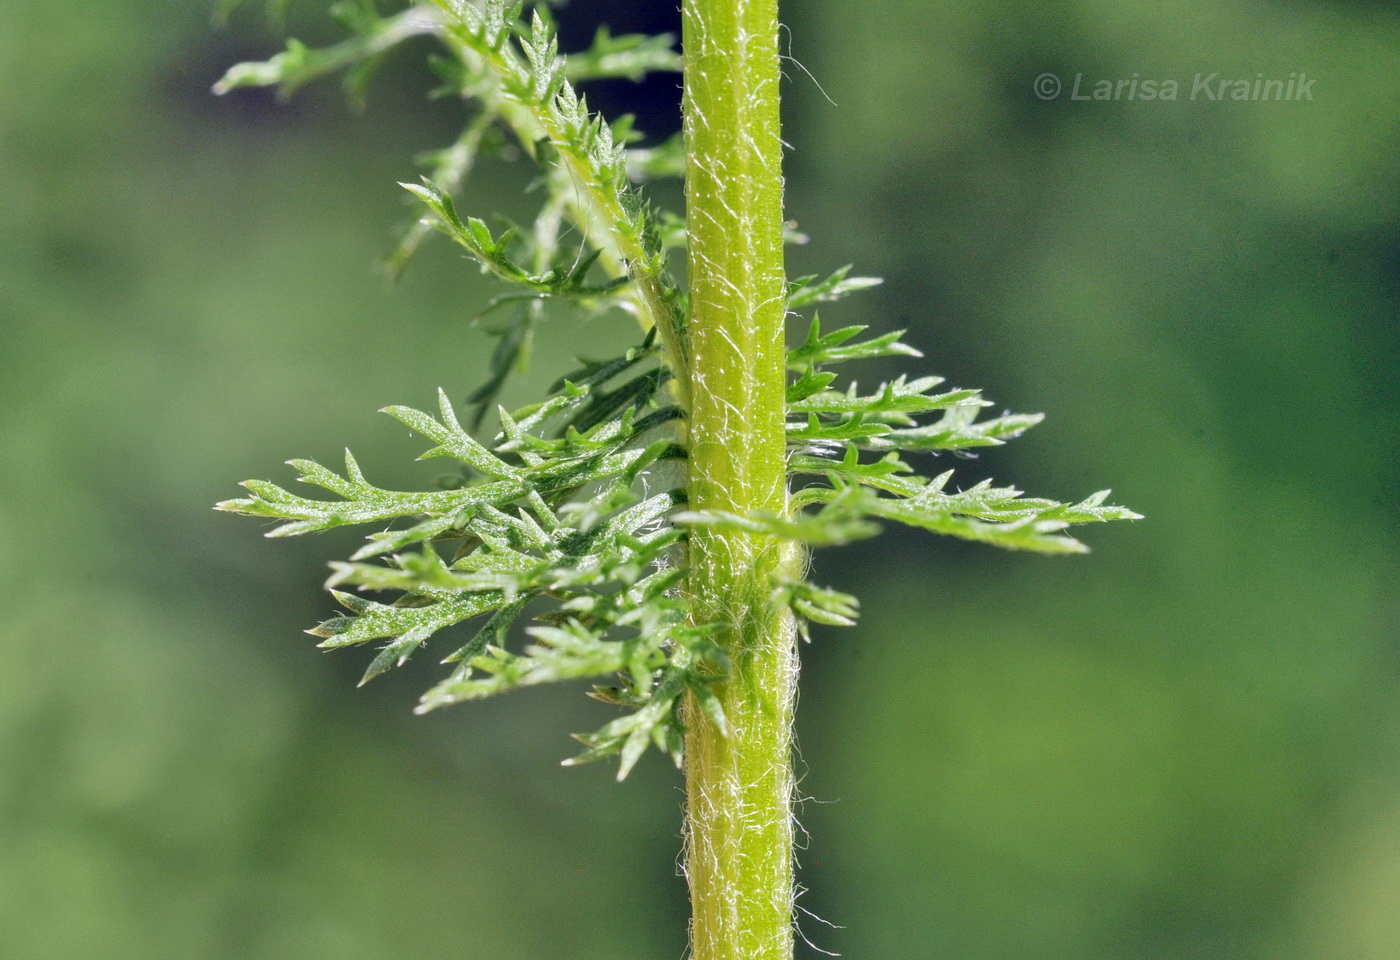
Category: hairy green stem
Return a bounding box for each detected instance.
[680,0,797,958]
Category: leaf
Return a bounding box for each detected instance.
[786,474,1141,555]
[565,28,681,83]
[381,389,517,478]
[787,266,883,310]
[213,8,437,98]
[388,112,498,281]
[788,314,922,370]
[775,577,860,633]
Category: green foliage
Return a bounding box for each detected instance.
[216,0,1138,777]
[218,338,709,779]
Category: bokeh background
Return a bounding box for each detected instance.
[2,1,1397,958]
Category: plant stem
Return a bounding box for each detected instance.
[680,0,796,958]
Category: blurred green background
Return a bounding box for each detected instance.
[2,1,1396,958]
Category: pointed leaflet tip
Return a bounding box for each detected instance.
[895,332,925,359]
[437,387,464,432]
